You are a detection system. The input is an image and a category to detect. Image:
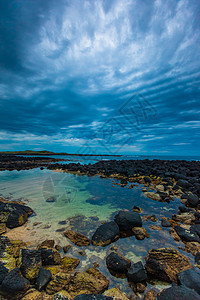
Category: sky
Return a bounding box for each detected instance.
[0,0,200,156]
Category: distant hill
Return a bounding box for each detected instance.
[0,150,121,156]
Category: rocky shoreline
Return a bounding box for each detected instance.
[1,156,200,299]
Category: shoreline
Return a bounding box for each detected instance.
[0,155,200,299]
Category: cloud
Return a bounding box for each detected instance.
[0,0,200,155]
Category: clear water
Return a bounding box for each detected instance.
[0,167,193,295]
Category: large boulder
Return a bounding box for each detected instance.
[92,221,120,246]
[35,267,52,291]
[157,286,200,300]
[127,261,147,283]
[114,210,142,231]
[145,248,192,283]
[178,267,200,295]
[20,249,42,282]
[65,267,109,297]
[63,230,90,246]
[0,268,30,299]
[0,201,33,228]
[106,252,131,275]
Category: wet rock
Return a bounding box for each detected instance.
[41,248,61,265]
[0,261,9,284]
[114,210,142,231]
[74,295,112,300]
[127,261,147,283]
[135,282,146,293]
[65,267,109,297]
[46,272,71,295]
[55,245,62,252]
[0,223,6,234]
[0,201,33,228]
[63,245,71,253]
[143,215,158,222]
[60,256,80,272]
[0,267,30,299]
[21,288,43,300]
[20,249,42,282]
[195,252,200,265]
[36,267,52,291]
[92,221,120,246]
[182,241,200,256]
[143,289,157,300]
[149,225,162,230]
[132,206,142,213]
[104,287,129,299]
[187,194,199,207]
[172,212,195,225]
[77,249,85,256]
[53,290,72,299]
[132,227,149,240]
[157,286,200,300]
[144,176,151,183]
[170,228,181,241]
[145,248,192,283]
[144,192,162,202]
[161,217,171,227]
[106,252,131,274]
[174,225,200,242]
[37,239,55,249]
[178,267,200,295]
[176,179,192,189]
[64,230,90,246]
[46,196,56,203]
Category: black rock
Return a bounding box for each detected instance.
[91,221,120,246]
[20,249,42,282]
[187,194,199,207]
[174,225,200,242]
[178,267,200,295]
[161,218,171,227]
[195,252,200,265]
[157,286,200,300]
[106,252,131,274]
[0,201,33,228]
[191,224,200,237]
[127,261,147,283]
[176,179,192,189]
[144,176,151,183]
[114,210,142,231]
[41,248,61,265]
[0,268,30,299]
[36,267,52,291]
[74,295,112,300]
[0,262,9,284]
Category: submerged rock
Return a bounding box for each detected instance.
[157,286,200,300]
[106,252,131,274]
[127,261,147,283]
[92,221,120,246]
[0,267,30,299]
[114,210,142,231]
[65,267,109,297]
[132,227,149,240]
[145,248,192,283]
[20,249,42,282]
[161,217,172,227]
[64,230,90,246]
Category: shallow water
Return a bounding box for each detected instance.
[0,168,193,295]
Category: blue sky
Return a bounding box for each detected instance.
[0,0,200,155]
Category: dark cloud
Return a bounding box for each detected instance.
[0,0,200,155]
